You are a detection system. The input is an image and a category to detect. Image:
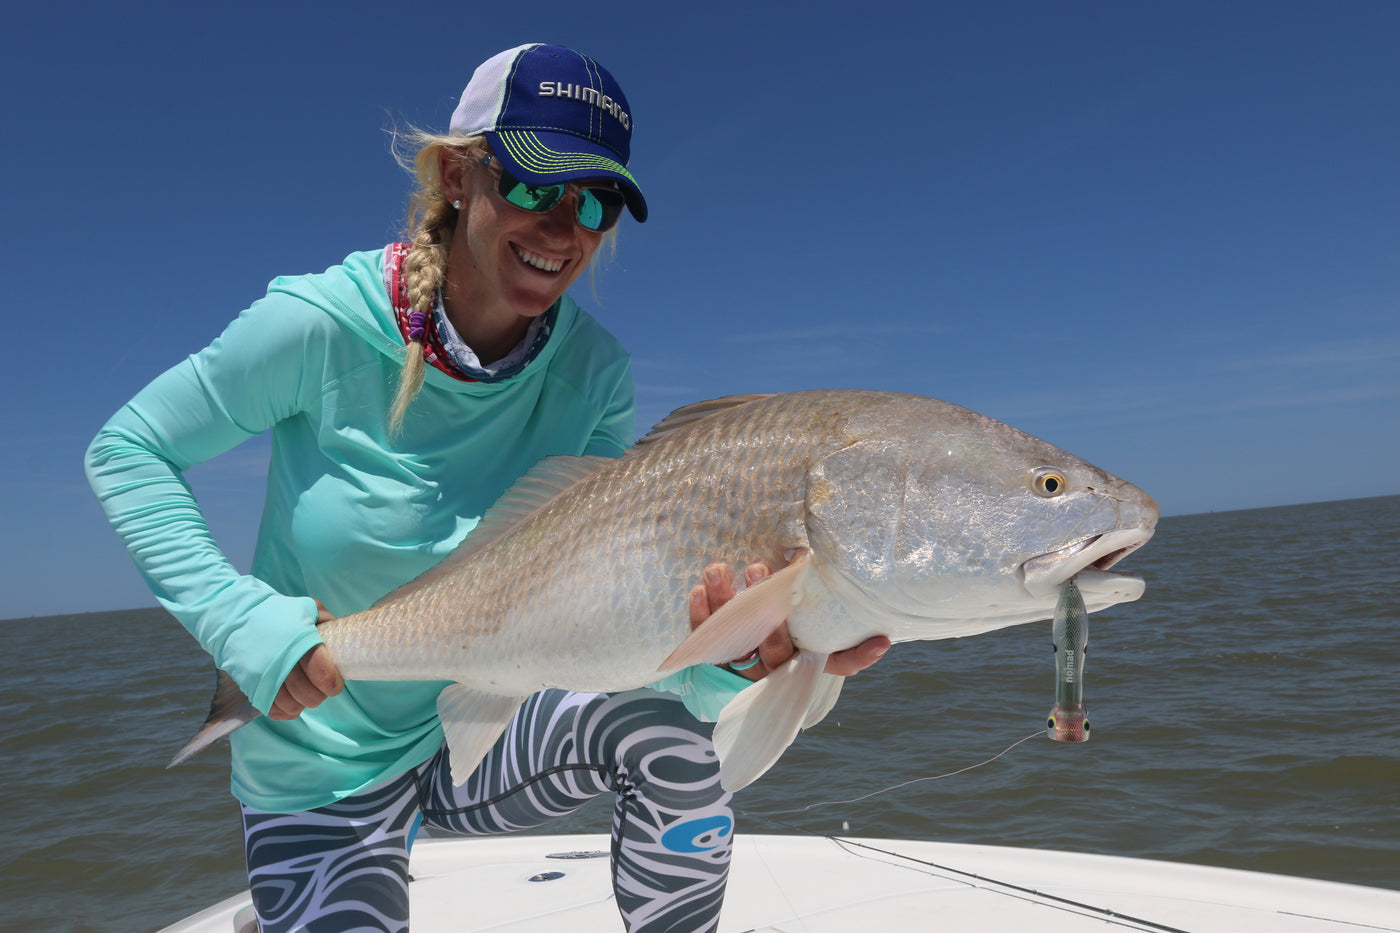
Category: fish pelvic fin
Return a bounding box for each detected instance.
[168,669,260,768]
[659,557,811,673]
[435,685,528,786]
[713,649,834,791]
[802,671,845,729]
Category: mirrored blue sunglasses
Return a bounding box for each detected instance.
[476,155,626,232]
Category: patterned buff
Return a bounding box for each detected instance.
[384,242,556,384]
[384,242,475,382]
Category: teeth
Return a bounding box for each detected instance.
[515,246,564,273]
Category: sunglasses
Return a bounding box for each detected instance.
[476,155,627,232]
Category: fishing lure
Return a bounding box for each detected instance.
[1046,577,1090,742]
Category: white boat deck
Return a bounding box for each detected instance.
[159,833,1400,932]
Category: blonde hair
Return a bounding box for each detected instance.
[386,129,620,434]
[387,130,489,434]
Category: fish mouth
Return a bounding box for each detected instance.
[1021,527,1154,603]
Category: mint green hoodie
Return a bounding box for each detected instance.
[86,248,743,811]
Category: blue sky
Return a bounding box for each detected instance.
[2,1,1396,619]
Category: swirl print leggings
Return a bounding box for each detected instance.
[240,689,733,933]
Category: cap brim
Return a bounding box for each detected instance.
[487,130,647,223]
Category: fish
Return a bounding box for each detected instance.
[174,390,1158,791]
[1046,578,1090,742]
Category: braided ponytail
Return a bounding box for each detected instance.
[387,133,490,435]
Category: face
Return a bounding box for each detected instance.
[441,148,607,334]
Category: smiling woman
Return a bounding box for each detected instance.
[384,47,644,433]
[82,40,891,933]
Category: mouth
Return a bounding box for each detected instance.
[514,245,567,274]
[1021,527,1154,600]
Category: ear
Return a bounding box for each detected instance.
[438,146,470,206]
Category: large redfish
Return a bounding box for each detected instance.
[176,390,1158,790]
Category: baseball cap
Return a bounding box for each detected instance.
[450,43,647,222]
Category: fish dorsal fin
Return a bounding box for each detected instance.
[467,455,615,541]
[374,455,614,607]
[632,395,774,450]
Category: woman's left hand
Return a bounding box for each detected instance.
[690,562,891,683]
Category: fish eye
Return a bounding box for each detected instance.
[1032,469,1068,498]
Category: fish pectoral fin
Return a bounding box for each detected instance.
[660,559,810,673]
[712,649,830,791]
[435,685,527,786]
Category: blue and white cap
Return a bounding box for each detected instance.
[450,43,647,222]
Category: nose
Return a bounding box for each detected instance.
[536,189,581,239]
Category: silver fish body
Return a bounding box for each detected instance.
[179,390,1157,789]
[1047,578,1090,742]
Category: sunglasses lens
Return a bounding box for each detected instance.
[500,176,565,213]
[576,188,626,232]
[494,162,625,231]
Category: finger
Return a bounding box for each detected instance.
[313,599,336,624]
[269,667,310,719]
[688,584,710,631]
[743,562,771,587]
[301,645,345,699]
[758,621,794,666]
[825,636,892,676]
[732,622,793,683]
[269,691,301,721]
[272,647,344,722]
[702,563,736,614]
[279,663,323,712]
[711,563,783,682]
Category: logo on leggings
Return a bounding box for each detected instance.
[660,815,733,853]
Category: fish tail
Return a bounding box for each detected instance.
[167,669,261,767]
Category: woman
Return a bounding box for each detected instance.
[87,43,886,933]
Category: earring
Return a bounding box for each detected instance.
[452,200,462,210]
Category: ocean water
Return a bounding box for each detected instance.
[2,495,1397,932]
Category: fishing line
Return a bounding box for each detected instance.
[825,836,1196,933]
[741,810,1194,933]
[739,732,1196,933]
[746,730,1045,817]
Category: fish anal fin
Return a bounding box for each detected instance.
[435,684,527,786]
[713,649,830,791]
[659,558,809,672]
[169,669,259,767]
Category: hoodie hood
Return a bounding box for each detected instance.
[264,247,582,397]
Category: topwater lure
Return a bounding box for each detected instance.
[1047,577,1090,742]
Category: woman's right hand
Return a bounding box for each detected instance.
[269,601,345,721]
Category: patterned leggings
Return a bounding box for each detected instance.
[239,689,733,933]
